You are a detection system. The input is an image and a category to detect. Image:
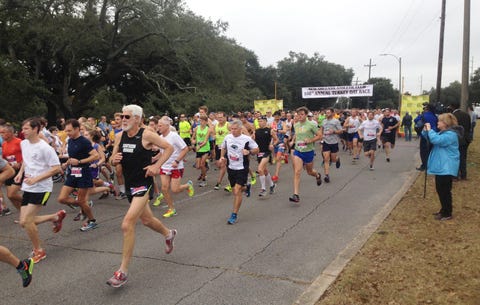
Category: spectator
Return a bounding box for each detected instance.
[422,113,459,221]
[415,103,438,171]
[448,102,471,180]
[401,111,413,141]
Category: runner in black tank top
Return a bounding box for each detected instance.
[119,128,153,197]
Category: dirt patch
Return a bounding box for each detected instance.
[317,129,480,305]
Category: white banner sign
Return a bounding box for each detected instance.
[302,85,373,99]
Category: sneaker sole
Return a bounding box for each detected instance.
[107,279,128,288]
[80,225,98,232]
[33,255,46,264]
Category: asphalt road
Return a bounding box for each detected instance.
[0,140,419,305]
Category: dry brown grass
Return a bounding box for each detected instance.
[317,128,480,305]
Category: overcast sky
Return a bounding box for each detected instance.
[184,0,478,96]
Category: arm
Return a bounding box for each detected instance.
[172,145,189,168]
[0,163,15,183]
[69,148,99,166]
[23,165,61,186]
[143,130,173,177]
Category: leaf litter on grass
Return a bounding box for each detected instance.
[317,129,480,305]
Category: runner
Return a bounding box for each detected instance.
[192,115,211,187]
[213,112,230,190]
[0,245,34,287]
[321,108,343,183]
[157,116,194,218]
[344,109,362,161]
[107,104,176,288]
[254,116,277,196]
[14,118,65,263]
[272,110,288,181]
[289,107,323,203]
[57,119,99,231]
[219,120,259,224]
[380,108,399,162]
[1,123,23,212]
[358,111,383,170]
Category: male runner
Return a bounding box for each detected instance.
[157,116,194,218]
[254,116,277,196]
[107,104,176,288]
[358,111,383,170]
[289,107,323,203]
[213,112,230,190]
[219,120,258,224]
[1,124,23,212]
[57,119,99,231]
[321,108,343,183]
[380,108,399,162]
[344,109,362,160]
[15,118,65,263]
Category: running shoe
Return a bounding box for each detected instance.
[245,184,251,197]
[116,192,127,200]
[98,192,109,200]
[17,258,34,287]
[73,212,85,221]
[108,183,116,194]
[336,157,341,168]
[271,175,279,183]
[165,229,177,254]
[289,194,300,203]
[30,249,46,264]
[324,175,330,183]
[214,183,220,190]
[80,220,98,232]
[316,173,322,186]
[0,207,12,216]
[227,213,237,225]
[269,184,276,195]
[224,185,232,192]
[369,164,375,171]
[284,154,289,164]
[162,209,177,218]
[199,180,207,187]
[250,173,257,185]
[386,158,390,163]
[259,189,267,197]
[88,200,94,208]
[107,270,128,288]
[152,193,164,207]
[187,180,194,197]
[52,210,66,233]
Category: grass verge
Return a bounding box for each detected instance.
[317,129,480,305]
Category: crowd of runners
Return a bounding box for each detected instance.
[0,105,406,288]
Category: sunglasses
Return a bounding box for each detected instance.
[120,115,131,119]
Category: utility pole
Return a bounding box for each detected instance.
[435,0,446,106]
[460,0,471,111]
[364,59,376,82]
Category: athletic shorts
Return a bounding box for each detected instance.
[159,168,184,179]
[293,150,315,164]
[227,168,249,187]
[22,191,51,206]
[126,184,153,203]
[64,166,93,189]
[5,170,22,186]
[322,143,339,153]
[347,132,359,142]
[381,132,396,145]
[196,151,209,158]
[182,137,191,147]
[256,151,271,163]
[274,143,286,154]
[363,139,377,152]
[215,145,222,161]
[209,140,215,150]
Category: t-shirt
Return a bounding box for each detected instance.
[67,136,93,161]
[381,116,398,135]
[221,134,258,170]
[322,118,343,144]
[2,137,22,166]
[160,131,187,170]
[21,139,60,192]
[255,127,272,153]
[346,117,361,134]
[359,119,382,141]
[294,120,318,152]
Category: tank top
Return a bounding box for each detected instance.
[196,125,210,152]
[119,128,153,190]
[215,122,229,146]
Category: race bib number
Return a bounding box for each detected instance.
[228,153,240,161]
[257,152,265,157]
[130,185,148,195]
[367,133,375,137]
[6,155,16,165]
[71,167,82,177]
[384,129,391,134]
[297,141,307,148]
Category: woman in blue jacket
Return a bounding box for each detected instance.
[423,113,459,220]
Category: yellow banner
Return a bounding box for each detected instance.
[254,99,283,114]
[400,95,429,118]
